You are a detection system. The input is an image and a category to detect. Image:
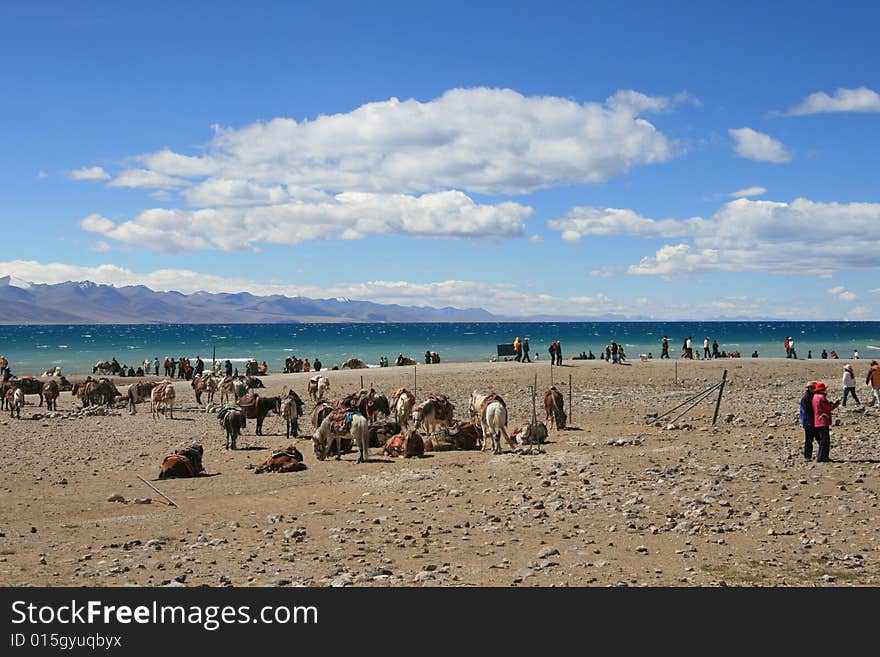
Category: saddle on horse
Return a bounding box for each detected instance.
[479,393,506,423]
[238,392,259,410]
[217,402,246,426]
[429,393,454,422]
[329,408,357,434]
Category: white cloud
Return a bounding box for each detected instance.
[128,87,674,196]
[79,191,532,252]
[108,169,188,189]
[785,87,880,116]
[66,166,110,181]
[729,128,792,163]
[570,197,880,277]
[37,170,48,180]
[548,206,701,241]
[827,286,858,302]
[729,186,766,198]
[92,240,112,253]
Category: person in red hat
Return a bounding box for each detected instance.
[810,382,840,462]
[799,382,818,461]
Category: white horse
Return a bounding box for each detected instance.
[9,388,23,419]
[151,382,175,419]
[307,375,330,402]
[470,391,513,454]
[313,413,370,463]
[391,389,415,429]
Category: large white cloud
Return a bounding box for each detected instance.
[785,87,880,115]
[127,88,675,197]
[627,198,880,276]
[729,128,792,163]
[80,190,532,252]
[69,87,680,251]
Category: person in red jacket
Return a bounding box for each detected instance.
[810,382,840,463]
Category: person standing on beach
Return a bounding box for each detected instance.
[685,336,693,359]
[821,349,828,359]
[842,364,860,407]
[224,359,232,377]
[153,357,160,376]
[661,336,669,359]
[522,337,531,362]
[0,355,8,376]
[867,360,880,406]
[195,357,204,376]
[314,358,322,372]
[784,337,790,358]
[555,341,563,365]
[549,341,556,362]
[712,339,720,359]
[513,337,522,362]
[811,382,839,462]
[169,358,177,378]
[610,340,619,364]
[703,336,711,359]
[789,338,797,359]
[799,382,817,461]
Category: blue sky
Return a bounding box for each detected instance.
[2,1,879,319]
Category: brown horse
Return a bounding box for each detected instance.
[544,386,566,430]
[192,373,218,405]
[41,380,59,411]
[254,446,307,474]
[239,393,281,435]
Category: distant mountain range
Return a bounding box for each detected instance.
[0,276,499,324]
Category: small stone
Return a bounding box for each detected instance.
[133,498,151,505]
[538,546,560,559]
[107,492,126,503]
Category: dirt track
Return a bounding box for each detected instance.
[1,358,878,587]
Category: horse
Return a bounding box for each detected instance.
[220,376,249,404]
[192,373,219,405]
[73,377,120,407]
[1,377,43,409]
[412,394,454,434]
[367,420,402,448]
[390,388,415,429]
[307,375,330,402]
[219,407,246,449]
[238,393,281,436]
[383,429,424,458]
[7,388,23,419]
[41,380,59,411]
[439,420,483,450]
[126,381,156,414]
[311,400,335,429]
[158,443,205,479]
[254,445,307,474]
[280,390,304,438]
[151,382,176,419]
[544,386,566,430]
[313,411,370,463]
[470,391,513,454]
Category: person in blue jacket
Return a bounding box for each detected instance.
[799,382,818,461]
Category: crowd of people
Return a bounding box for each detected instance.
[284,355,321,373]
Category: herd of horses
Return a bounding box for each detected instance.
[3,369,569,481]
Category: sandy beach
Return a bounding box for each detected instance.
[0,358,877,587]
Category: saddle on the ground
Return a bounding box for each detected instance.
[383,430,424,458]
[271,445,303,460]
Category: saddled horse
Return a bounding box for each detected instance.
[2,377,44,409]
[254,445,307,474]
[220,376,248,404]
[126,381,156,414]
[158,443,206,479]
[238,392,281,436]
[151,381,176,419]
[470,391,513,454]
[307,375,330,402]
[412,393,455,434]
[93,360,121,376]
[192,373,219,405]
[313,410,370,463]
